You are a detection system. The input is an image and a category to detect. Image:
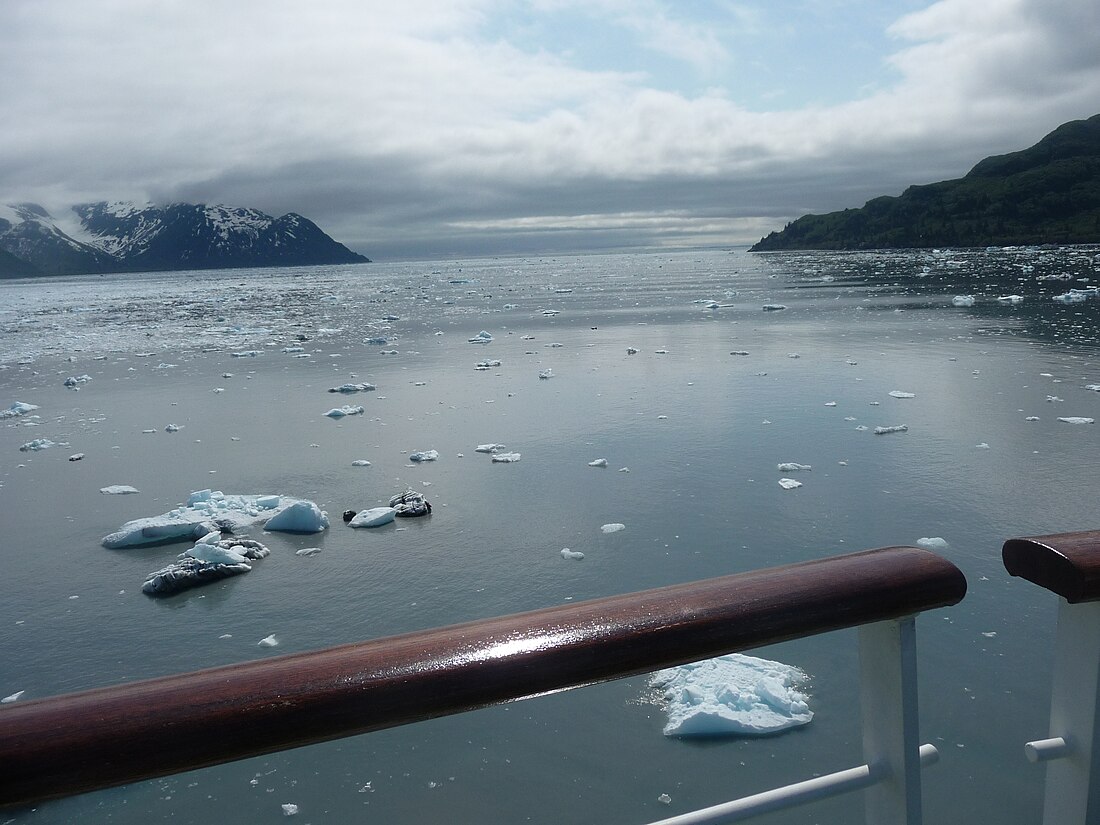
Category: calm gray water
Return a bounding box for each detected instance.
[2,247,1100,823]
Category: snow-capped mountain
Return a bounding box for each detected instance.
[0,201,369,277]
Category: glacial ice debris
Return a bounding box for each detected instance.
[141,534,271,596]
[64,374,92,387]
[951,295,975,307]
[258,635,279,647]
[101,485,140,495]
[888,391,916,399]
[601,523,626,533]
[762,304,787,311]
[389,489,432,517]
[324,405,365,418]
[649,653,812,737]
[328,382,376,394]
[1,691,25,704]
[0,401,38,419]
[348,507,397,528]
[997,295,1025,304]
[476,443,507,453]
[917,537,949,549]
[468,331,494,344]
[776,463,811,472]
[874,425,909,435]
[777,478,802,490]
[561,548,585,560]
[409,449,439,462]
[19,438,54,452]
[1058,417,1095,424]
[588,458,608,467]
[102,490,327,548]
[491,452,521,462]
[475,359,502,370]
[539,369,554,379]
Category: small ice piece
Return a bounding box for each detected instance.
[64,374,92,387]
[1047,396,1063,402]
[874,425,908,435]
[776,463,811,472]
[259,635,279,647]
[282,803,299,816]
[255,495,281,509]
[101,485,141,495]
[561,548,585,560]
[468,330,494,344]
[824,401,837,407]
[997,295,1025,304]
[658,793,672,805]
[650,653,812,736]
[409,449,439,462]
[1025,416,1040,421]
[0,401,39,419]
[951,295,975,307]
[390,490,432,517]
[165,424,181,432]
[601,523,626,533]
[1058,417,1095,424]
[324,405,365,418]
[730,350,749,356]
[917,537,949,549]
[476,443,506,453]
[19,438,54,452]
[588,458,608,467]
[263,501,329,533]
[889,391,916,399]
[475,359,502,369]
[328,382,376,393]
[491,452,521,462]
[778,478,802,490]
[976,442,990,449]
[296,547,321,556]
[349,507,397,528]
[2,691,25,704]
[626,347,639,354]
[761,304,787,311]
[539,369,554,379]
[69,453,84,461]
[351,459,372,466]
[1085,384,1100,392]
[231,350,262,357]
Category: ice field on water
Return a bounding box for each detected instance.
[3,246,1100,823]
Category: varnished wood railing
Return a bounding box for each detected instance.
[0,545,965,809]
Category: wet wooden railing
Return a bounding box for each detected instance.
[0,545,966,815]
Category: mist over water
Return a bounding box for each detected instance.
[2,247,1100,823]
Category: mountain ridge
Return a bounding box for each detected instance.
[0,201,369,277]
[751,113,1100,251]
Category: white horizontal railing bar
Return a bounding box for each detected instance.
[645,744,939,825]
[1026,737,1074,763]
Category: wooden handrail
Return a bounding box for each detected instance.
[1003,530,1100,603]
[0,545,965,808]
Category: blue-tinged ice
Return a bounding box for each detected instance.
[650,653,812,737]
[0,401,38,419]
[468,330,494,344]
[19,438,54,452]
[263,500,329,533]
[324,405,364,418]
[349,507,397,528]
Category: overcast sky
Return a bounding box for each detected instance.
[3,0,1099,260]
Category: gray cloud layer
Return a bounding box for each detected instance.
[3,0,1100,259]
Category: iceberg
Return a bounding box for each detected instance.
[1058,417,1095,424]
[561,548,585,560]
[997,295,1025,304]
[476,443,507,453]
[951,295,975,307]
[468,331,494,344]
[917,537,949,549]
[761,304,787,311]
[539,368,554,379]
[650,653,812,737]
[141,535,270,596]
[324,405,365,418]
[777,478,802,490]
[409,449,439,462]
[874,425,909,435]
[0,401,38,419]
[64,374,92,387]
[601,523,626,534]
[102,491,328,548]
[776,463,811,472]
[389,489,432,517]
[19,438,54,452]
[475,359,502,370]
[491,452,521,462]
[349,507,397,528]
[588,458,608,467]
[328,382,376,393]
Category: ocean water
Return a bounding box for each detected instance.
[2,246,1100,823]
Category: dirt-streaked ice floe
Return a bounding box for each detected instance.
[874,425,909,435]
[650,653,812,737]
[141,534,271,596]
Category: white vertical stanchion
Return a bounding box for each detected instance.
[1039,599,1100,825]
[859,617,923,825]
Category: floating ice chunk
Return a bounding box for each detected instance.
[69,453,84,461]
[324,405,365,418]
[351,459,372,467]
[917,537,949,549]
[328,382,376,393]
[776,463,811,472]
[975,442,990,449]
[601,523,626,533]
[19,438,54,452]
[1058,417,1095,424]
[1025,416,1040,421]
[1054,291,1087,303]
[951,295,975,307]
[658,794,672,805]
[468,331,494,344]
[165,423,181,433]
[258,635,279,647]
[491,452,522,462]
[539,368,554,379]
[1084,384,1100,392]
[561,548,585,560]
[1047,395,1063,402]
[730,350,749,356]
[997,295,1025,304]
[889,391,916,399]
[0,401,38,419]
[588,458,608,467]
[264,501,329,533]
[282,803,299,816]
[296,547,321,556]
[824,401,837,407]
[349,507,397,528]
[874,425,908,435]
[282,346,305,354]
[626,347,639,354]
[64,374,92,387]
[409,449,439,462]
[475,359,502,369]
[101,485,140,495]
[2,691,25,704]
[778,478,802,490]
[650,653,812,737]
[476,443,506,453]
[761,304,787,311]
[231,350,262,357]
[389,489,432,517]
[141,536,269,596]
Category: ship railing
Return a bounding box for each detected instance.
[0,545,967,823]
[1003,530,1100,825]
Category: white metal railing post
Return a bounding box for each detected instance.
[1030,599,1100,824]
[859,616,924,825]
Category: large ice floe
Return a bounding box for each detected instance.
[102,490,329,548]
[141,533,271,596]
[1,401,38,420]
[650,653,813,737]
